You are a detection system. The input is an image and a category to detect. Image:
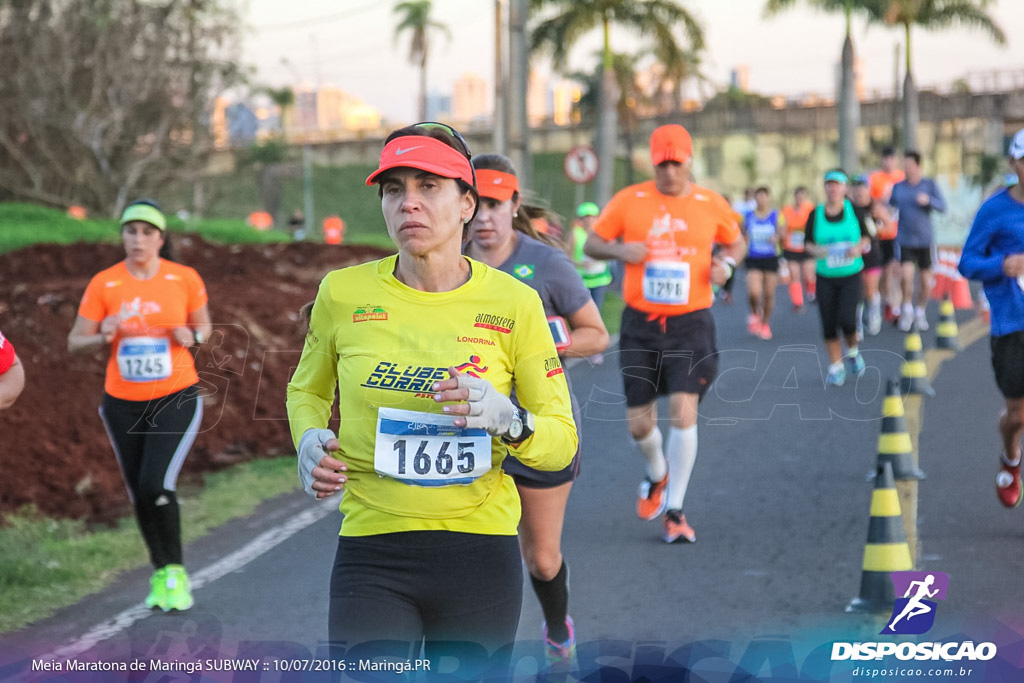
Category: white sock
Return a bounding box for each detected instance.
[915,306,926,317]
[633,427,666,482]
[665,426,698,511]
[848,344,859,357]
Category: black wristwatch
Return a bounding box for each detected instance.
[500,407,536,445]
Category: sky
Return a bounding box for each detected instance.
[241,0,1024,123]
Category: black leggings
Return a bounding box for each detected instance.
[816,273,863,341]
[328,531,522,663]
[99,385,202,569]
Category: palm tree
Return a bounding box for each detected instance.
[652,44,713,114]
[764,0,880,174]
[873,0,1005,150]
[393,0,451,122]
[530,0,705,204]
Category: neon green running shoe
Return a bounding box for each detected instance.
[162,565,194,611]
[145,568,167,610]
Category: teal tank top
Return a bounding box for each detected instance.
[814,200,864,278]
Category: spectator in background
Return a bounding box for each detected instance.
[732,187,756,216]
[569,202,614,315]
[890,150,947,331]
[0,330,25,410]
[288,209,306,241]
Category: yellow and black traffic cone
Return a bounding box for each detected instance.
[899,323,935,397]
[846,462,914,613]
[935,296,960,351]
[875,378,926,480]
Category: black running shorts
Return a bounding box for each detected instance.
[879,239,897,264]
[862,238,884,270]
[618,306,719,407]
[745,256,780,272]
[782,249,812,263]
[899,245,934,270]
[992,330,1024,399]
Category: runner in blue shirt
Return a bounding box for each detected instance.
[742,186,784,340]
[958,128,1024,508]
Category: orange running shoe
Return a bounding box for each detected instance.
[636,476,668,520]
[663,509,696,543]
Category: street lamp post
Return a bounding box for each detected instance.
[282,57,315,240]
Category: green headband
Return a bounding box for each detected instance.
[576,202,600,218]
[120,204,166,231]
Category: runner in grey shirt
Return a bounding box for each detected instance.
[889,149,947,331]
[465,152,608,671]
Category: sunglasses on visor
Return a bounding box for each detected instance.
[411,122,475,186]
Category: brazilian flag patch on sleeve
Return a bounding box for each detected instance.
[513,264,535,280]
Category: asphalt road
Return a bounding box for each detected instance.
[2,281,1023,682]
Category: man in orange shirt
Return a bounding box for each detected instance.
[585,124,746,544]
[868,147,905,322]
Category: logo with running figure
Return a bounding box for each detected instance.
[882,571,949,635]
[452,355,489,378]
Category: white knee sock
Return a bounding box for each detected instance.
[665,426,698,511]
[633,427,666,482]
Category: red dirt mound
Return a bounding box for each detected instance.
[0,237,392,524]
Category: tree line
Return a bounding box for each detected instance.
[0,0,1006,218]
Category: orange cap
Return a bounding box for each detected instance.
[650,124,692,165]
[475,169,519,201]
[366,135,475,186]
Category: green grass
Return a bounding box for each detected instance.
[0,456,299,635]
[0,203,296,254]
[600,289,625,336]
[1,151,643,254]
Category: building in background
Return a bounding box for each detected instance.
[730,65,750,91]
[552,79,582,126]
[527,70,548,126]
[426,92,453,122]
[453,72,488,125]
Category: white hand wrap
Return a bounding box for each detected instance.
[297,428,336,497]
[457,373,516,437]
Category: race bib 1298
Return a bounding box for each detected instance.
[642,261,690,305]
[374,407,491,486]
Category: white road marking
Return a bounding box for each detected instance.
[42,501,333,661]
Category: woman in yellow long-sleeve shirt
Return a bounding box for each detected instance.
[286,122,577,663]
